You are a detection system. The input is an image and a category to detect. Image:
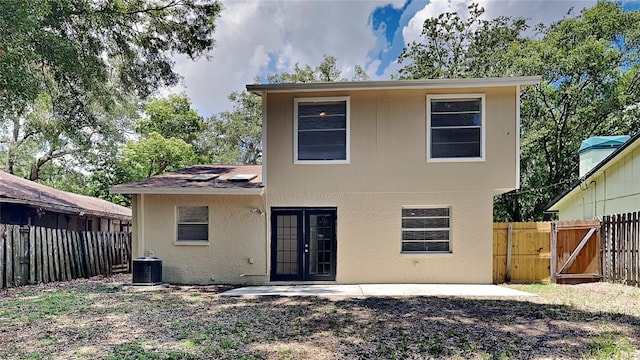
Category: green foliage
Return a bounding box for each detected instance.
[206,55,370,165]
[203,91,263,164]
[0,0,221,181]
[267,55,370,83]
[121,132,196,179]
[90,132,196,206]
[397,3,527,79]
[135,93,206,144]
[397,2,640,221]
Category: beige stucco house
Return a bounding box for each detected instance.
[112,76,540,285]
[547,132,640,220]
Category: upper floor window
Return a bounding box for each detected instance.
[177,206,208,242]
[294,97,350,164]
[427,94,485,161]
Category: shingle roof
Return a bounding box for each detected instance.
[0,171,131,220]
[110,165,263,195]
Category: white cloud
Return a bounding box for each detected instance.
[402,0,598,47]
[173,0,390,117]
[172,0,601,117]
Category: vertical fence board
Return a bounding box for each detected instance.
[29,227,35,284]
[67,231,78,279]
[62,231,72,281]
[97,233,106,275]
[1,225,6,289]
[81,232,91,278]
[46,228,54,283]
[13,226,22,286]
[601,211,640,287]
[6,226,14,288]
[35,227,42,284]
[0,224,132,288]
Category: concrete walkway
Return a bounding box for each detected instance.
[220,284,534,297]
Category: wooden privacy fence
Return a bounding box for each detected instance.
[493,222,552,283]
[1,224,132,289]
[602,212,640,286]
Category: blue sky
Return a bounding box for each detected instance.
[173,0,638,117]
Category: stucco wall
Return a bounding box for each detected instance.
[267,191,494,284]
[556,143,640,220]
[265,87,518,194]
[134,194,267,284]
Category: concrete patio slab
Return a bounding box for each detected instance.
[220,284,535,297]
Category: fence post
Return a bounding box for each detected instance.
[20,226,30,286]
[550,222,557,283]
[506,223,513,283]
[1,225,5,289]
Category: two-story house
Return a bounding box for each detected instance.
[111,76,540,284]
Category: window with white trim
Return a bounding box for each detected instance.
[294,97,349,163]
[427,95,485,161]
[177,206,208,242]
[401,207,451,253]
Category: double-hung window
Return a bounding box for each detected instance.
[294,97,349,163]
[427,94,485,161]
[177,206,209,242]
[401,207,451,253]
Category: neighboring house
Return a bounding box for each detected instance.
[112,76,540,284]
[547,132,640,220]
[0,171,131,232]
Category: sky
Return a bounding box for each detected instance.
[172,0,639,117]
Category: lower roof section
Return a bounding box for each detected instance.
[110,165,264,195]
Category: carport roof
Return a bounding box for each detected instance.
[110,165,264,195]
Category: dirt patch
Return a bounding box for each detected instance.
[1,277,639,359]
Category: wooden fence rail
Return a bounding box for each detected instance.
[602,212,640,287]
[493,222,552,283]
[1,224,132,289]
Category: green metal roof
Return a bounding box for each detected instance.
[578,135,631,154]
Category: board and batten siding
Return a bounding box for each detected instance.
[554,141,640,220]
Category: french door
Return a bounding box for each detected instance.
[270,208,337,281]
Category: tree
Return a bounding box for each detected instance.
[205,56,370,165]
[1,0,221,179]
[397,2,640,221]
[134,93,206,144]
[396,3,527,79]
[267,55,370,83]
[498,2,640,221]
[90,132,196,206]
[202,91,262,164]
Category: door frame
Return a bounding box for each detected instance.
[270,207,337,281]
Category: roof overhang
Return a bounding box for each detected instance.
[0,197,132,220]
[247,76,542,95]
[110,187,265,196]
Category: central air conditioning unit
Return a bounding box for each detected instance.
[132,257,163,285]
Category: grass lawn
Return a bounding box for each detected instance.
[1,275,639,359]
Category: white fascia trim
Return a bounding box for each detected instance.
[110,187,265,196]
[426,93,486,162]
[247,76,542,94]
[261,91,268,188]
[293,96,350,165]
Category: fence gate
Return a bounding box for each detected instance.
[551,220,602,283]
